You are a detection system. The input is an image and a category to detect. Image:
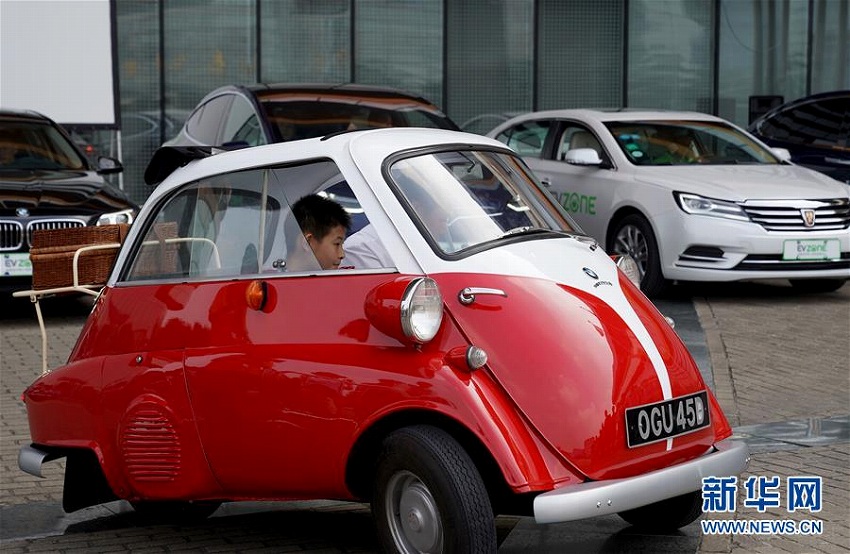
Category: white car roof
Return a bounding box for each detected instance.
[493,108,726,128]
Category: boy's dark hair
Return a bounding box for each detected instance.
[293,193,351,239]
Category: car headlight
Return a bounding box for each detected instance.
[614,254,641,287]
[96,209,135,225]
[400,277,443,343]
[674,192,749,221]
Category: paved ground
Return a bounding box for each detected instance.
[1,280,848,552]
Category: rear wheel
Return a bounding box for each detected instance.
[609,214,669,297]
[618,490,702,530]
[372,425,496,554]
[789,279,846,293]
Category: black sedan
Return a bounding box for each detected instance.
[1,109,138,292]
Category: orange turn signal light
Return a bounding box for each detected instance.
[246,280,268,311]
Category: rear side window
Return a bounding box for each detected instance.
[222,95,266,146]
[494,120,550,157]
[123,160,362,282]
[759,97,848,146]
[185,95,232,144]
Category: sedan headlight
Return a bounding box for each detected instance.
[674,192,749,221]
[96,209,135,225]
[400,278,443,343]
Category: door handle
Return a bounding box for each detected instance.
[458,287,508,305]
[539,177,552,187]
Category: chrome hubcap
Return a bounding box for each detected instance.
[385,471,443,554]
[614,224,648,279]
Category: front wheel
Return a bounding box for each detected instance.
[789,279,847,293]
[372,425,496,554]
[618,490,703,530]
[609,214,669,297]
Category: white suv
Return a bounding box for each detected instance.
[489,109,850,296]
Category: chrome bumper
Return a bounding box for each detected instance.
[19,444,62,478]
[534,439,750,524]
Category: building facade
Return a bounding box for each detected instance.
[110,0,848,202]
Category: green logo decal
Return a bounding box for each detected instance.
[559,191,596,215]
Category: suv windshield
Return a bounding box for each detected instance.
[606,120,778,166]
[389,149,578,256]
[0,120,87,171]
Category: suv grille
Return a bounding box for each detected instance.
[741,198,850,231]
[26,219,85,247]
[0,221,24,251]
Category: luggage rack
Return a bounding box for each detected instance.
[12,242,121,375]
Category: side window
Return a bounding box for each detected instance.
[222,95,266,146]
[557,125,603,160]
[124,160,366,282]
[495,120,550,157]
[185,95,232,144]
[125,169,282,281]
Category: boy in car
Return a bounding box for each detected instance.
[288,194,351,271]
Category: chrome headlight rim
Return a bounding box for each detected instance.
[400,277,444,343]
[615,254,642,287]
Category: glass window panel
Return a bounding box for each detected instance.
[627,0,713,112]
[260,0,350,83]
[163,1,256,111]
[355,0,443,109]
[538,0,623,109]
[115,0,163,204]
[811,0,850,92]
[718,0,809,126]
[493,120,550,157]
[446,0,533,134]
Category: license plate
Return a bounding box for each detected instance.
[782,239,840,261]
[625,391,710,448]
[2,253,32,277]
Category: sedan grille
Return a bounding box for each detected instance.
[740,198,850,231]
[0,221,24,251]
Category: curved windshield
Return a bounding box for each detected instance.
[606,120,779,166]
[0,120,87,170]
[388,149,580,255]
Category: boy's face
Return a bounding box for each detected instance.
[306,224,347,269]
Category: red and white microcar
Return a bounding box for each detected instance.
[20,129,749,553]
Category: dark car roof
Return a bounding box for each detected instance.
[199,83,458,124]
[0,108,55,123]
[222,82,443,103]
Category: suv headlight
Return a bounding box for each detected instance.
[96,209,135,225]
[674,192,749,221]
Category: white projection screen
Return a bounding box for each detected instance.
[0,0,118,127]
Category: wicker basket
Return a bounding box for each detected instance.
[29,224,130,290]
[31,224,129,250]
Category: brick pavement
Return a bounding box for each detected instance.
[694,281,850,553]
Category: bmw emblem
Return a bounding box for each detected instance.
[16,207,29,217]
[583,267,599,280]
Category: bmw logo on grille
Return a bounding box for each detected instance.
[16,207,29,217]
[583,267,599,280]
